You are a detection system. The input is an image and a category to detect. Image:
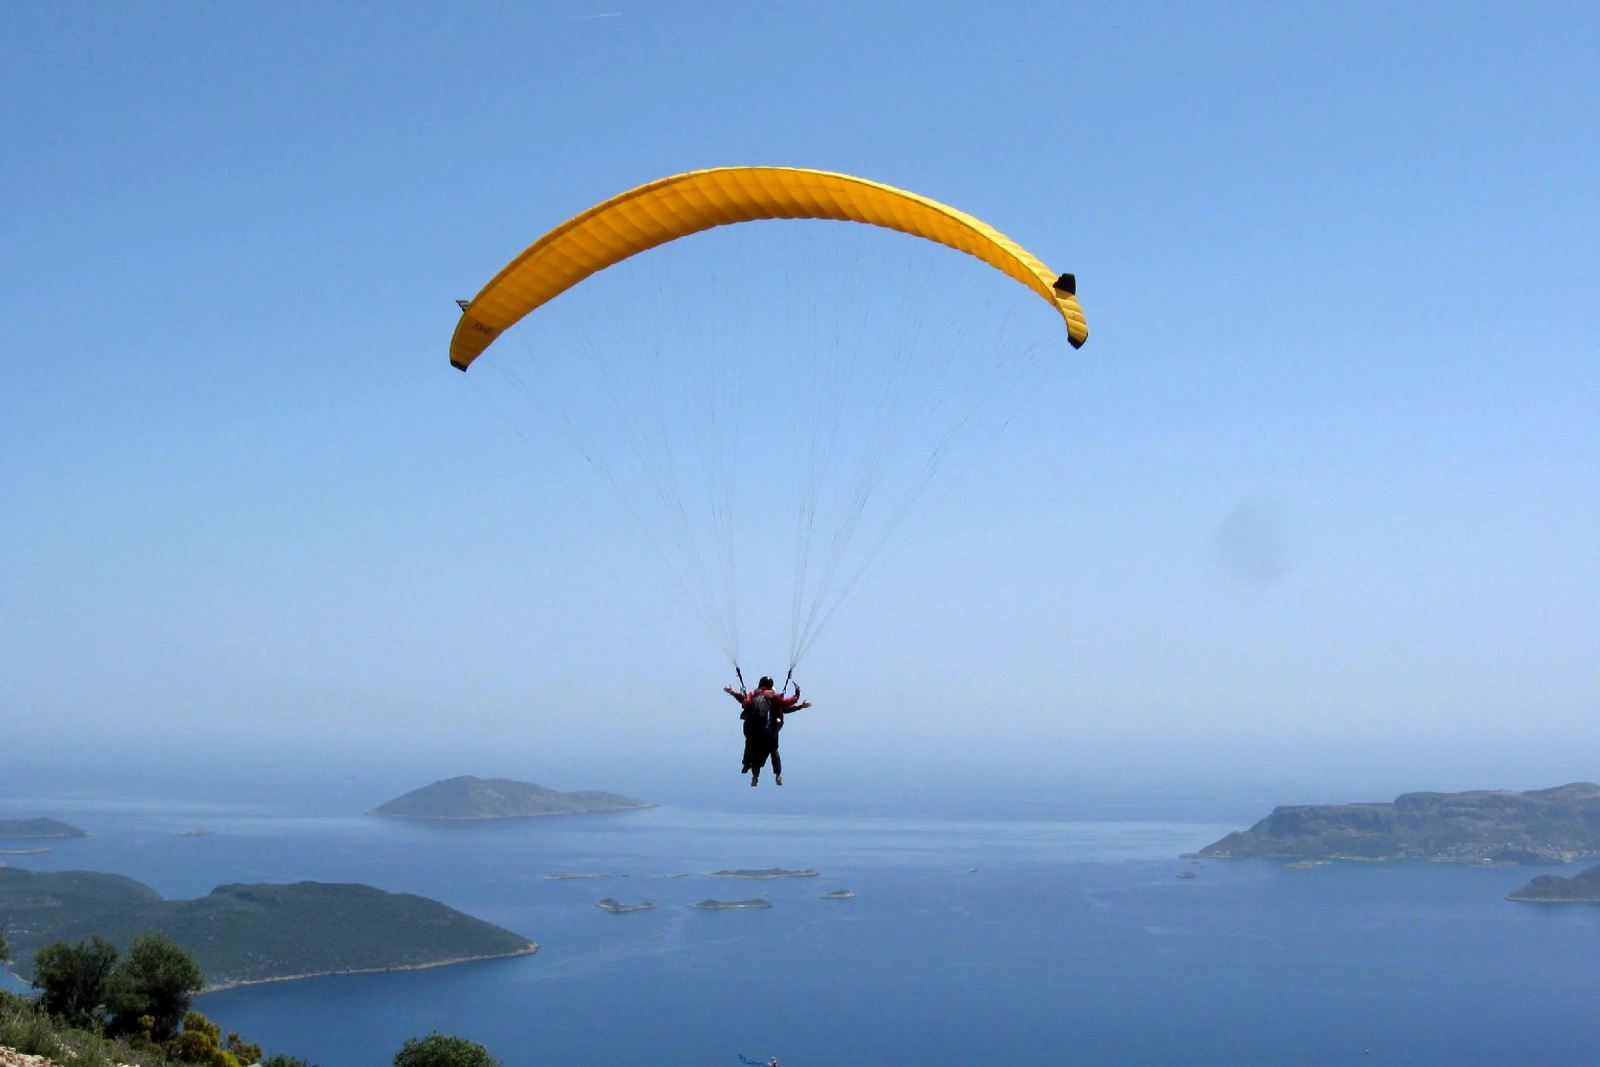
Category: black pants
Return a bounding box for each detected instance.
[742,734,780,778]
[742,734,768,773]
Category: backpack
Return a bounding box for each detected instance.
[745,691,774,737]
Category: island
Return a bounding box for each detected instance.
[0,868,537,990]
[689,899,772,910]
[1193,783,1600,865]
[545,872,610,881]
[370,776,652,820]
[820,889,855,900]
[1508,865,1600,903]
[708,868,819,879]
[596,898,656,913]
[0,817,87,839]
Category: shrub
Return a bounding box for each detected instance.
[107,932,205,1040]
[0,994,167,1067]
[262,1055,321,1067]
[227,1029,264,1065]
[31,936,119,1026]
[393,1032,501,1067]
[0,996,66,1059]
[171,1028,220,1063]
[182,1010,223,1044]
[166,1011,246,1067]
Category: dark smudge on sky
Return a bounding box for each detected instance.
[1205,494,1296,589]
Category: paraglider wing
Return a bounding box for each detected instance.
[449,166,1088,370]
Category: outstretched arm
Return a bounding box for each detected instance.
[723,686,747,705]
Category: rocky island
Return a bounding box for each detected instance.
[709,868,819,879]
[1508,865,1600,903]
[0,818,86,839]
[1194,782,1600,865]
[370,775,652,820]
[596,898,656,913]
[0,868,536,989]
[689,899,772,910]
[820,889,856,900]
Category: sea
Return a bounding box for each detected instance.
[3,788,1598,1066]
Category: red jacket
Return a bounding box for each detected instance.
[740,687,799,712]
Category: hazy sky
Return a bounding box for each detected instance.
[3,3,1596,799]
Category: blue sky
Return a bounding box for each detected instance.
[2,3,1596,801]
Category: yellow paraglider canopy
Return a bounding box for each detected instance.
[450,166,1088,370]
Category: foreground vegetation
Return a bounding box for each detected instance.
[2,926,501,1066]
[0,990,303,1067]
[1,999,497,1067]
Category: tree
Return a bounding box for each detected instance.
[30,936,119,1026]
[0,926,10,963]
[107,933,204,1040]
[393,1032,500,1067]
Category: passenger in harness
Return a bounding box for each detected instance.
[723,676,810,787]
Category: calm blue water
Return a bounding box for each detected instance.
[3,799,1598,1065]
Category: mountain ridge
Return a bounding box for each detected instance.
[1194,783,1600,864]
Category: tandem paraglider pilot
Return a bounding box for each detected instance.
[724,676,810,787]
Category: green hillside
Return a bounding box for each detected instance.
[0,818,87,839]
[1,869,535,988]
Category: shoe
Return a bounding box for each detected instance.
[750,776,759,787]
[775,775,783,786]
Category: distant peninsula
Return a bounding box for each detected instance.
[709,868,819,879]
[0,868,536,990]
[1508,866,1600,904]
[370,776,652,820]
[1195,783,1600,865]
[0,818,86,839]
[690,898,772,910]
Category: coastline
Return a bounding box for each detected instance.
[198,943,539,994]
[1191,852,1586,866]
[1506,895,1600,905]
[367,805,653,821]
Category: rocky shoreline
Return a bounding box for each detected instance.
[198,943,540,993]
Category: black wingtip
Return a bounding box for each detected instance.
[450,360,469,372]
[1068,334,1086,350]
[1053,272,1076,296]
